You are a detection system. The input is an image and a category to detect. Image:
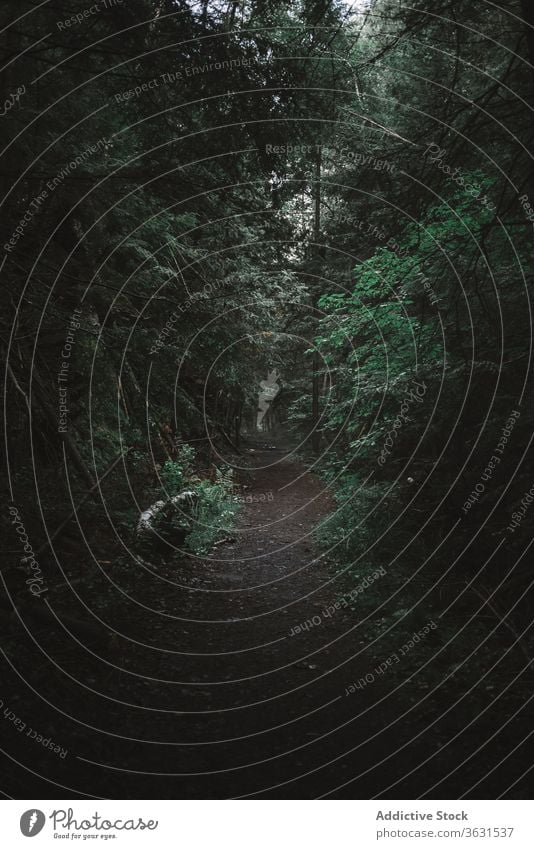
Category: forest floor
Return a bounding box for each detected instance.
[1,440,532,798]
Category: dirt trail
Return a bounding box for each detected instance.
[1,443,478,798]
[68,443,430,799]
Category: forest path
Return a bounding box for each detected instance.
[3,441,451,799]
[78,441,434,799]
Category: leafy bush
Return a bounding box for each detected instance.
[160,444,196,496]
[186,466,239,554]
[317,473,394,563]
[158,447,239,554]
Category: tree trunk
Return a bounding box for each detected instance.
[520,0,534,88]
[311,147,322,453]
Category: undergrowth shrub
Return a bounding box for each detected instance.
[160,444,196,495]
[186,466,239,554]
[158,447,239,554]
[317,473,394,569]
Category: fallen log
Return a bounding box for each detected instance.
[136,490,199,545]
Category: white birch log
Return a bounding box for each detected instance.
[136,491,199,541]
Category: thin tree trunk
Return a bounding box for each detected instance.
[34,387,97,492]
[520,0,534,87]
[311,147,322,453]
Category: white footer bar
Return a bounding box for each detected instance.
[2,800,532,848]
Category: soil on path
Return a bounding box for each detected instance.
[2,442,523,799]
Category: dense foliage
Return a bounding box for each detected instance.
[1,0,533,800]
